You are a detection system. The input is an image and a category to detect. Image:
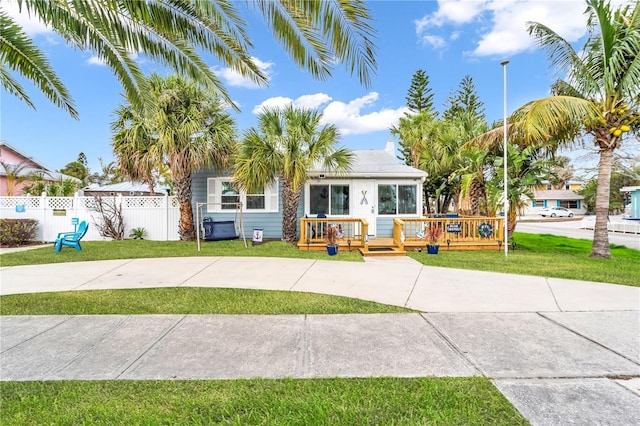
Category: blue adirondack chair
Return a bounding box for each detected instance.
[54,221,89,254]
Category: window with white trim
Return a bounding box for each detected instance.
[207,178,278,212]
[378,184,417,215]
[309,184,349,215]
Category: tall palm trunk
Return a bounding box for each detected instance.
[468,179,488,216]
[591,147,614,258]
[174,174,195,241]
[507,207,518,239]
[281,179,302,243]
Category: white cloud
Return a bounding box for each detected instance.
[252,92,408,136]
[413,0,630,56]
[1,0,51,35]
[252,96,294,114]
[415,0,487,30]
[473,1,587,56]
[252,93,332,114]
[320,93,409,136]
[420,35,447,49]
[213,56,275,89]
[87,56,106,66]
[295,93,333,109]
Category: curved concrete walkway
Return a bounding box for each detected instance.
[1,256,639,426]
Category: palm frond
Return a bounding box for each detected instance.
[0,11,77,117]
[252,0,377,87]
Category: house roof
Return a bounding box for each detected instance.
[309,148,427,180]
[83,182,169,193]
[0,140,54,171]
[0,141,80,182]
[0,166,80,182]
[533,190,584,200]
[620,186,640,192]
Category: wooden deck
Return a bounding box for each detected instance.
[297,216,505,257]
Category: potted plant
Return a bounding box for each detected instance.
[325,224,339,255]
[424,225,443,254]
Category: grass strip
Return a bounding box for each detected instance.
[0,377,528,425]
[407,232,640,287]
[0,288,412,315]
[0,239,363,267]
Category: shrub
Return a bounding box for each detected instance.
[90,196,125,240]
[129,227,147,240]
[0,219,38,247]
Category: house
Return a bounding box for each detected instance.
[190,141,428,240]
[621,186,640,219]
[0,141,79,196]
[82,182,170,197]
[522,180,586,216]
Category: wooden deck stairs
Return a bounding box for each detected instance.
[359,237,405,257]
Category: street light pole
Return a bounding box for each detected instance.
[501,60,509,259]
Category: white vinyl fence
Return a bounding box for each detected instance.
[0,194,180,242]
[580,216,640,234]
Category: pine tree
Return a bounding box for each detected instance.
[443,75,485,122]
[405,69,435,114]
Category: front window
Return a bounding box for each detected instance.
[378,184,396,214]
[398,185,416,214]
[207,178,278,212]
[560,200,579,209]
[221,181,239,209]
[378,184,417,215]
[309,184,349,215]
[246,187,265,210]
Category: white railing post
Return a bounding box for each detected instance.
[40,191,47,241]
[164,192,169,241]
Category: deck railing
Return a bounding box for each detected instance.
[395,216,505,248]
[298,217,368,249]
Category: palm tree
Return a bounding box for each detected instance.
[2,1,376,117]
[111,74,236,240]
[234,106,353,243]
[1,161,29,195]
[488,145,553,237]
[471,0,639,258]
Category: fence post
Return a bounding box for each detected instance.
[40,191,47,241]
[164,193,169,241]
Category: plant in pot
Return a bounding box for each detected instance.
[325,224,339,255]
[424,225,443,254]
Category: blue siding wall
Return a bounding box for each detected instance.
[192,169,304,240]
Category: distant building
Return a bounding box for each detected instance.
[523,180,586,216]
[620,186,640,219]
[82,181,170,197]
[0,141,80,196]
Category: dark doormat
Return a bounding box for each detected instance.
[368,247,395,252]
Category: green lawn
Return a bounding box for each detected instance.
[408,232,640,287]
[1,378,528,425]
[0,287,412,315]
[2,232,637,286]
[0,239,363,266]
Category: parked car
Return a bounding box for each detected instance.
[539,206,574,217]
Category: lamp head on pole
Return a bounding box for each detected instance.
[500,60,510,66]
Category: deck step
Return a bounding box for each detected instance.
[359,246,406,257]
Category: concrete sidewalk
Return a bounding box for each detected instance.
[1,256,639,425]
[2,256,639,312]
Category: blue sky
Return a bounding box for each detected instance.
[2,0,635,176]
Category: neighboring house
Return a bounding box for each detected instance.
[191,141,428,239]
[0,140,79,195]
[522,180,586,216]
[620,186,640,219]
[82,182,170,197]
